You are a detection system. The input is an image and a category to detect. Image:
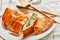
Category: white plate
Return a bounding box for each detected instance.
[0,17,57,40]
[0,5,57,40]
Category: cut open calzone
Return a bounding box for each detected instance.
[2,8,54,37]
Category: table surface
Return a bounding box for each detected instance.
[0,0,60,40]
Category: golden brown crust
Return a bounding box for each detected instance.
[9,16,28,35]
[34,17,54,34]
[23,26,34,37]
[2,8,28,35]
[2,8,16,29]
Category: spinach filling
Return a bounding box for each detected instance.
[26,13,37,27]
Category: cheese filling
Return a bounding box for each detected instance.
[23,13,37,30]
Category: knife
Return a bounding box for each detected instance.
[17,0,60,23]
